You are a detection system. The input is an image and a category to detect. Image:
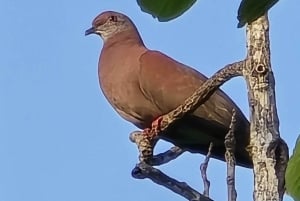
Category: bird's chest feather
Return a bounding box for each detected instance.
[100,66,138,107]
[98,51,159,128]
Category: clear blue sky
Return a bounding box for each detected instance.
[1,0,299,201]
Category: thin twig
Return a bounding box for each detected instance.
[200,142,213,197]
[224,109,237,201]
[151,146,185,166]
[132,162,213,201]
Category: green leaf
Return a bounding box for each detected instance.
[237,0,279,28]
[285,135,300,201]
[137,0,196,22]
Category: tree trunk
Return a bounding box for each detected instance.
[243,14,289,201]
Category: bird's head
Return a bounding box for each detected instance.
[85,11,136,41]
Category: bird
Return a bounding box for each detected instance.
[85,11,252,168]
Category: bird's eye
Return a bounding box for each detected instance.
[109,15,118,22]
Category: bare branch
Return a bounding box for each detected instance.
[132,162,213,201]
[200,143,213,197]
[224,109,237,201]
[151,146,185,166]
[129,131,185,165]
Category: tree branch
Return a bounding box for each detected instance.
[200,142,213,197]
[132,162,213,201]
[130,131,185,166]
[225,109,237,201]
[129,61,245,201]
[243,14,289,201]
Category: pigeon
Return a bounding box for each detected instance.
[85,11,252,168]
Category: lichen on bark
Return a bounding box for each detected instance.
[243,14,289,201]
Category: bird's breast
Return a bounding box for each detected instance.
[98,54,160,128]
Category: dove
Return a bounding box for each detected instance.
[85,11,252,168]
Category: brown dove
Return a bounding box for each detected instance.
[85,11,252,168]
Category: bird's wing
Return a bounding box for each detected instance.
[138,50,234,126]
[138,50,251,167]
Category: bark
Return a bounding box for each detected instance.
[243,14,289,201]
[200,142,213,197]
[132,162,213,201]
[225,109,237,201]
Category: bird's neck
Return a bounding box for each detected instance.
[104,28,145,48]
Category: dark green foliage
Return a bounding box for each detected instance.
[285,135,300,201]
[137,0,196,22]
[237,0,279,27]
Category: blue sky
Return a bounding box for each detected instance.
[1,0,299,201]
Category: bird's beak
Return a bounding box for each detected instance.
[85,27,95,36]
